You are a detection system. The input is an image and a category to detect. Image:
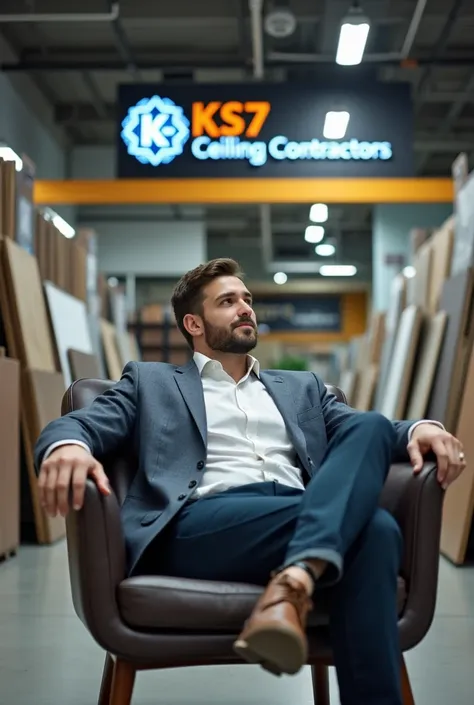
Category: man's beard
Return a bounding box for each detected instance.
[203,318,258,354]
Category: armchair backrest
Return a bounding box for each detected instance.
[61,376,347,504]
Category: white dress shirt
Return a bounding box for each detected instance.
[192,352,305,497]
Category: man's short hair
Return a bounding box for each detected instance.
[171,258,244,348]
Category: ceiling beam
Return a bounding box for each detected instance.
[5,52,474,73]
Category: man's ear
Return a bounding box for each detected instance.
[183,313,203,340]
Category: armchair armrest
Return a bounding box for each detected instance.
[379,462,444,650]
[66,478,126,644]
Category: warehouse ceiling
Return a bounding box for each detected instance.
[0,0,472,281]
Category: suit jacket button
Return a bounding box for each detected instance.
[197,461,204,470]
[178,494,186,501]
[188,480,197,488]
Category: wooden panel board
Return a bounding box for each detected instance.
[338,369,358,406]
[406,312,447,420]
[67,348,103,381]
[409,240,433,311]
[427,269,474,431]
[374,274,407,410]
[355,364,379,411]
[1,160,16,239]
[22,369,66,544]
[0,356,20,557]
[451,172,474,277]
[100,319,123,381]
[428,219,454,314]
[440,342,474,564]
[128,332,141,362]
[366,312,385,364]
[0,236,56,371]
[44,281,94,389]
[380,305,423,420]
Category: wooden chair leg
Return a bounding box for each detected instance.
[109,658,136,705]
[401,657,415,705]
[311,663,331,705]
[98,653,114,705]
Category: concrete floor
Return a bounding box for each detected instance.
[0,541,473,705]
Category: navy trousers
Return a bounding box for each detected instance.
[143,412,404,705]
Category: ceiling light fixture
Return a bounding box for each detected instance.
[315,243,336,257]
[403,265,416,278]
[323,111,350,139]
[304,225,325,243]
[273,272,288,284]
[273,271,288,285]
[336,4,371,66]
[320,264,357,277]
[309,203,328,223]
[0,145,23,171]
[44,208,76,239]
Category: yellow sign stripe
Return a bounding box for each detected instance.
[34,177,454,205]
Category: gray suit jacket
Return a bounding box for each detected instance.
[34,360,414,575]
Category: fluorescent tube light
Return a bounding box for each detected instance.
[336,9,370,66]
[305,225,325,243]
[315,243,336,257]
[51,212,76,239]
[273,271,288,285]
[323,111,350,139]
[320,265,357,277]
[0,146,23,171]
[309,203,328,223]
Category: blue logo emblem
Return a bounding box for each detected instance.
[120,95,190,166]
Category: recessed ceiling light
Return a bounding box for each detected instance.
[309,203,328,223]
[273,271,288,285]
[305,225,325,243]
[403,266,416,278]
[320,265,357,277]
[315,243,336,257]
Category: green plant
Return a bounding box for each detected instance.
[272,355,309,371]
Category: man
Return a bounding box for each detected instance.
[36,258,465,705]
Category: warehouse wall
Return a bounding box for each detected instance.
[79,219,207,277]
[372,203,453,311]
[0,72,75,224]
[0,74,66,179]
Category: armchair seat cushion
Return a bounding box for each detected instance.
[118,574,407,632]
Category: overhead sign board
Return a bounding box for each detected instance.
[117,83,413,178]
[254,296,342,333]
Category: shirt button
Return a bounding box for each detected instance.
[188,480,197,488]
[197,461,204,470]
[178,494,186,501]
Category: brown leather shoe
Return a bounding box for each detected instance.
[233,573,313,676]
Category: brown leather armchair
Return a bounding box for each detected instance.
[61,378,443,705]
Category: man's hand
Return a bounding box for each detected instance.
[407,423,466,489]
[38,445,110,517]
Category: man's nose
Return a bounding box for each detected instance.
[238,301,253,316]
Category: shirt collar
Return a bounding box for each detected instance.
[193,351,260,379]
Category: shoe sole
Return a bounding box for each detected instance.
[233,625,307,676]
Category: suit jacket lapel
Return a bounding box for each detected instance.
[174,360,207,447]
[260,371,311,472]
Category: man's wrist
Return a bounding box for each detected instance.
[408,420,445,441]
[43,440,92,462]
